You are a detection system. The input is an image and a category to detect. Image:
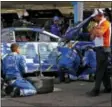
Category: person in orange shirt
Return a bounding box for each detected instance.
[87,9,111,97]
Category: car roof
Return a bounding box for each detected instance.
[1,27,43,32]
[1,27,61,39]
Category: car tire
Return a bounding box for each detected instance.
[26,76,54,94]
[54,77,61,84]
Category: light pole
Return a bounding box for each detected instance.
[72,1,84,24]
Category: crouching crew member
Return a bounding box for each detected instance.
[87,9,111,96]
[2,43,37,97]
[76,47,96,81]
[57,44,80,82]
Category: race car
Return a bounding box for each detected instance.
[1,27,61,75]
[1,25,111,82]
[1,27,96,81]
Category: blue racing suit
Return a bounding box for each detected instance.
[2,52,37,96]
[57,47,80,81]
[50,24,61,36]
[78,48,96,79]
[82,49,96,74]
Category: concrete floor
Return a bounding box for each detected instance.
[1,81,112,107]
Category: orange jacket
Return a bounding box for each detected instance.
[92,18,111,47]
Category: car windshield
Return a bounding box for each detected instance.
[15,31,38,42]
[2,29,58,42]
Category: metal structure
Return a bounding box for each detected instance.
[1,1,112,13]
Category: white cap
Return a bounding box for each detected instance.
[91,9,104,17]
[23,10,29,17]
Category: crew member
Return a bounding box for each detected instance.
[50,16,61,36]
[87,9,111,96]
[57,42,80,82]
[2,43,37,97]
[76,47,96,81]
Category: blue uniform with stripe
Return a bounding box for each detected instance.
[2,52,37,96]
[57,47,80,80]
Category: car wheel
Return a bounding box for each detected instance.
[27,77,54,94]
[54,77,61,84]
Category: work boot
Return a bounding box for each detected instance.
[64,73,70,83]
[101,88,112,93]
[86,89,100,97]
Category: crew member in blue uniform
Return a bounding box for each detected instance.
[57,42,81,82]
[2,43,37,97]
[50,16,61,37]
[76,47,96,80]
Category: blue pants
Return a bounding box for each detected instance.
[78,68,96,79]
[58,56,80,81]
[11,78,37,96]
[58,67,96,81]
[81,68,96,75]
[57,47,80,81]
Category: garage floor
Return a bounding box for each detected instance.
[1,81,112,107]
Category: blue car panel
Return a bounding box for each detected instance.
[73,41,95,50]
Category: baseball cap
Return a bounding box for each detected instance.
[53,16,59,21]
[91,9,104,17]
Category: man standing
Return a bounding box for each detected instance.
[50,16,61,37]
[2,43,37,97]
[87,9,111,96]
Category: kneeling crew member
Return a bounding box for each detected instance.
[2,43,37,97]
